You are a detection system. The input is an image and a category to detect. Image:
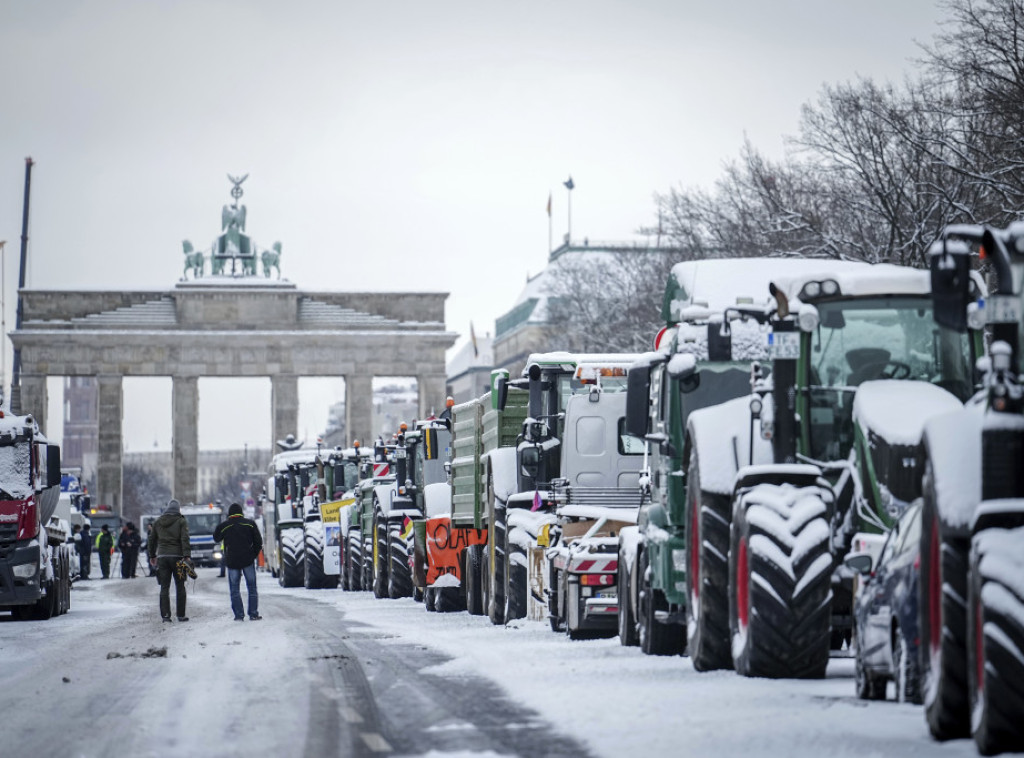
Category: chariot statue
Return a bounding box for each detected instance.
[178,174,285,281]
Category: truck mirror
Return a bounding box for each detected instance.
[707,322,732,361]
[678,372,701,394]
[47,445,61,488]
[491,369,510,411]
[843,552,873,576]
[520,445,540,478]
[625,365,652,438]
[496,376,508,411]
[930,238,972,333]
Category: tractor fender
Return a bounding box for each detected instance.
[922,397,984,533]
[687,394,773,496]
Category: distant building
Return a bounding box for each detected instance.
[491,240,677,377]
[446,332,494,404]
[62,377,98,493]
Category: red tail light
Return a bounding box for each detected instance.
[580,574,615,586]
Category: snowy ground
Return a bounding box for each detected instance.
[1,560,1012,758]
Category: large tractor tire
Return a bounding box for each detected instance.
[465,544,484,616]
[486,478,506,625]
[435,586,464,613]
[372,516,389,599]
[424,586,437,612]
[637,549,685,656]
[920,461,970,740]
[279,527,305,588]
[729,483,832,679]
[968,527,1024,756]
[361,535,374,591]
[345,531,363,591]
[617,551,638,647]
[685,451,733,671]
[548,564,565,633]
[303,524,328,590]
[387,521,414,599]
[504,523,528,622]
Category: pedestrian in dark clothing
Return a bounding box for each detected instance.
[118,525,132,578]
[119,523,142,578]
[144,523,157,578]
[79,522,92,579]
[212,502,264,621]
[149,499,192,622]
[97,525,114,579]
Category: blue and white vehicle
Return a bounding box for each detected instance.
[180,503,224,566]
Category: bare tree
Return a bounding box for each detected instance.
[122,463,171,526]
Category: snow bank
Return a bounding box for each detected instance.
[853,381,963,446]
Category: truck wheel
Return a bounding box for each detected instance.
[372,515,389,599]
[362,535,374,591]
[618,552,638,647]
[280,527,305,588]
[548,562,565,633]
[855,650,886,700]
[435,586,463,613]
[504,524,527,622]
[487,493,507,625]
[729,484,831,679]
[893,622,922,704]
[481,546,491,616]
[638,549,684,656]
[346,532,362,591]
[920,461,970,740]
[465,544,484,615]
[968,527,1024,755]
[425,586,437,612]
[686,451,732,670]
[303,524,327,590]
[387,521,414,599]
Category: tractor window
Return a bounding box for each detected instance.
[806,296,974,462]
[678,364,751,432]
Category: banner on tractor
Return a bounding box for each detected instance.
[320,498,353,575]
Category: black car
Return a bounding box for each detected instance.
[846,500,923,703]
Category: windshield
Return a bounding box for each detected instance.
[331,462,360,494]
[0,439,32,500]
[806,295,974,461]
[185,513,222,534]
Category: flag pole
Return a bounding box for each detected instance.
[547,192,553,254]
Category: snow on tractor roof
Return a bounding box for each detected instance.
[271,448,319,471]
[523,351,641,372]
[853,380,963,447]
[666,257,846,323]
[770,262,931,304]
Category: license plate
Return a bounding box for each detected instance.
[595,588,617,599]
[985,295,1022,324]
[769,331,800,360]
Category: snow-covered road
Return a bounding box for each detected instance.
[0,567,1002,758]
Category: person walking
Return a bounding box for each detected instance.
[117,524,132,578]
[149,499,192,622]
[212,502,263,621]
[144,522,157,578]
[124,523,142,578]
[96,525,114,579]
[79,521,92,579]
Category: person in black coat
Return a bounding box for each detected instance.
[78,522,92,579]
[212,503,264,621]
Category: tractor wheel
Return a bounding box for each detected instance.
[638,549,685,656]
[686,451,732,670]
[372,515,389,599]
[617,551,638,647]
[894,622,922,704]
[303,524,327,590]
[548,564,566,633]
[361,535,374,591]
[387,521,414,599]
[487,483,507,625]
[968,527,1024,756]
[435,586,463,613]
[279,527,305,588]
[480,543,491,617]
[425,586,437,612]
[346,532,362,591]
[465,544,484,615]
[504,523,528,622]
[920,461,970,740]
[729,483,831,679]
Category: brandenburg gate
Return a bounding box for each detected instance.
[9,177,455,510]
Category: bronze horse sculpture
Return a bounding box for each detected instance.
[182,240,205,279]
[261,241,282,279]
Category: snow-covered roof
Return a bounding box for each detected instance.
[770,262,928,304]
[271,448,319,471]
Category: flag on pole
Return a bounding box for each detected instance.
[401,515,413,540]
[546,192,552,217]
[470,321,478,357]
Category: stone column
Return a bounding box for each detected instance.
[18,374,48,429]
[96,375,123,513]
[417,373,448,420]
[172,376,199,505]
[345,374,373,447]
[271,374,299,450]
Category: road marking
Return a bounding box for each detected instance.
[340,706,363,723]
[360,732,392,752]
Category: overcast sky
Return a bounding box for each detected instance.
[0,0,946,451]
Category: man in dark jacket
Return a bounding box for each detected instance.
[212,502,264,621]
[149,499,192,622]
[97,525,115,579]
[119,523,142,578]
[79,522,92,579]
